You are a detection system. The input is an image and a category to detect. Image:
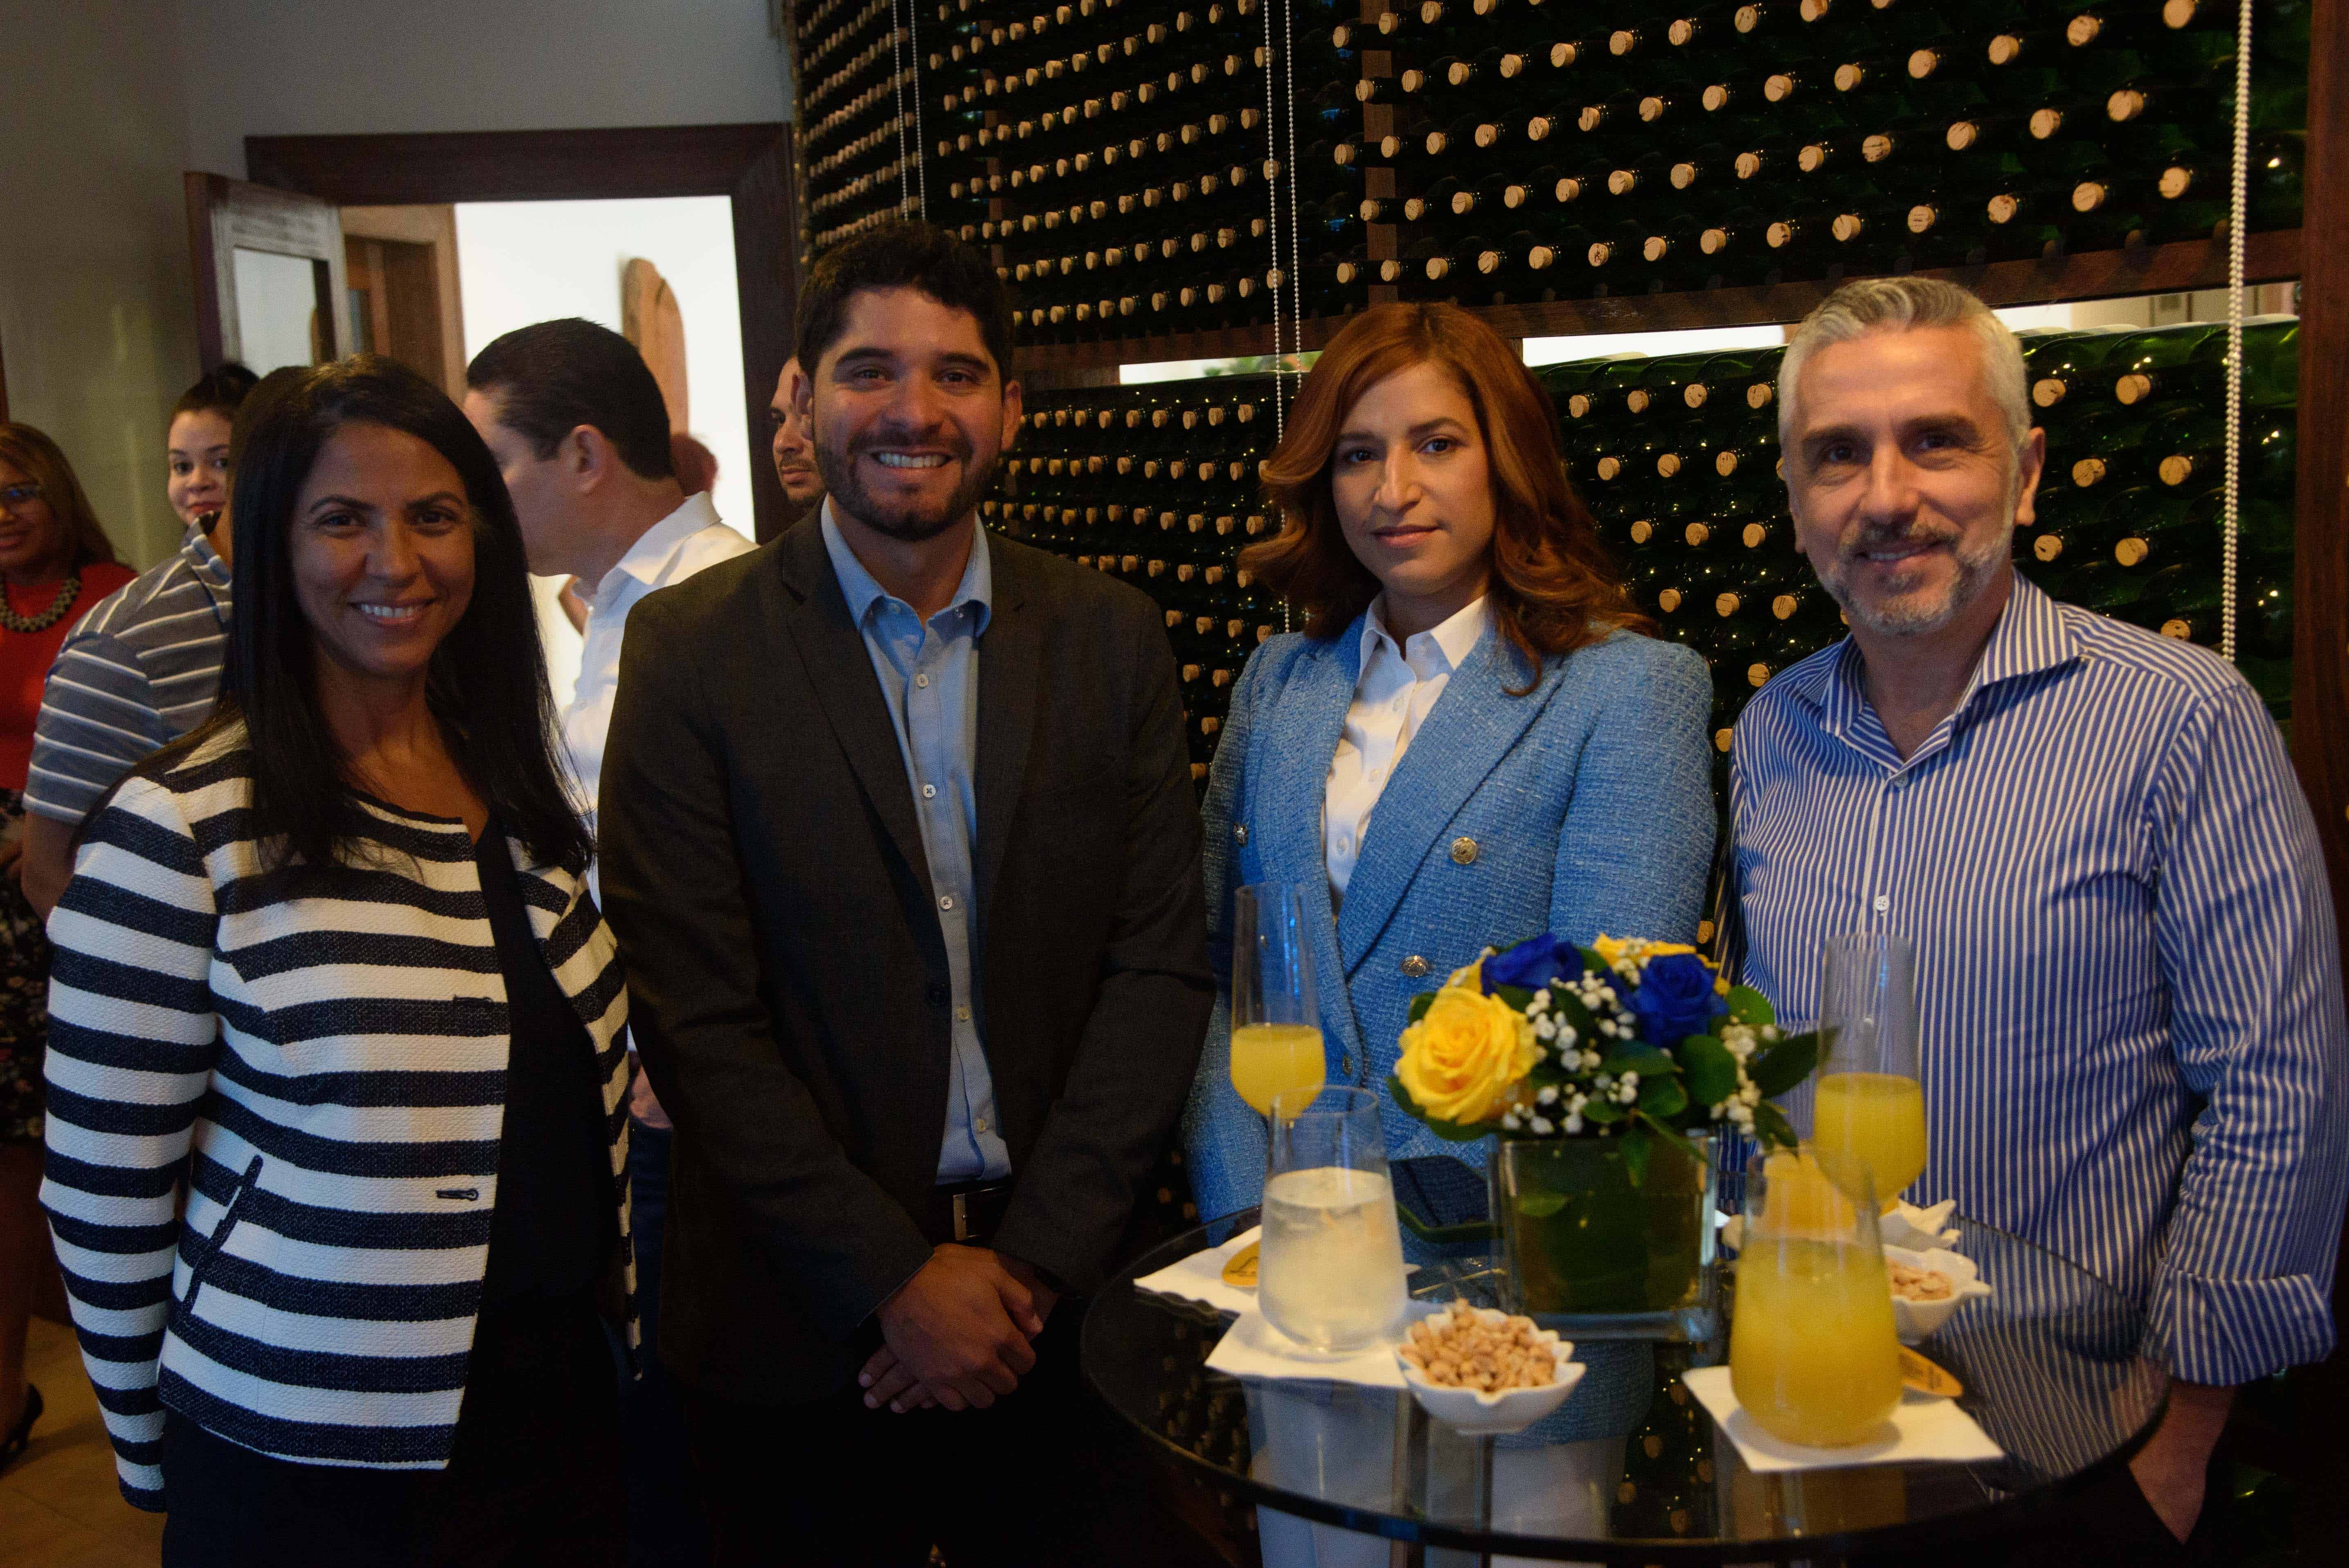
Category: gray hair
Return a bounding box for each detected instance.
[1777,277,2031,457]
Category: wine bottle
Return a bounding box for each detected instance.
[2112,319,2298,409]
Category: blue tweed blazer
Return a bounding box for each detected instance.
[1181,614,1716,1221]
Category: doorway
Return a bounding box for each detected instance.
[183,123,799,540]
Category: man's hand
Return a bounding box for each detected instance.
[2129,1377,2234,1542]
[998,1254,1062,1326]
[868,1245,1044,1412]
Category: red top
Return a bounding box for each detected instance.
[0,563,137,791]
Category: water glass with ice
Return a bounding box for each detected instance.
[1257,1086,1409,1355]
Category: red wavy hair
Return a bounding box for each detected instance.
[1243,303,1647,691]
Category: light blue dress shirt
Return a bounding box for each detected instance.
[821,505,1013,1183]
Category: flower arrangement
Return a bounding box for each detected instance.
[1390,932,1818,1184]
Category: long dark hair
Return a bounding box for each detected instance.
[0,423,124,573]
[145,356,588,874]
[1246,303,1648,692]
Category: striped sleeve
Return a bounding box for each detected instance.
[39,774,222,1509]
[25,629,166,827]
[2143,681,2349,1384]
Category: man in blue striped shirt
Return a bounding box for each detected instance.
[1733,277,2347,1548]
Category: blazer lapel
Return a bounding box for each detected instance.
[973,542,1040,935]
[1334,634,1558,976]
[1254,630,1365,1066]
[777,526,936,906]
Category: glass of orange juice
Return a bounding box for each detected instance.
[1230,884,1326,1125]
[1812,932,1926,1211]
[1730,1146,1903,1447]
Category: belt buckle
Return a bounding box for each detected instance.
[952,1190,972,1243]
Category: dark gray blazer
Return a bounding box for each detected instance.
[600,517,1213,1403]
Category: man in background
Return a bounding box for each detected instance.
[464,316,752,1568]
[1734,276,2347,1558]
[768,354,824,526]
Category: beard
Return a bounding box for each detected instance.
[814,428,1000,543]
[1821,471,2020,638]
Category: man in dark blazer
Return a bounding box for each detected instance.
[599,222,1213,1566]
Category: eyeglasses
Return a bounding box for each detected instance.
[0,483,44,513]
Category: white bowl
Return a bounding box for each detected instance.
[1885,1244,1993,1343]
[1394,1308,1586,1435]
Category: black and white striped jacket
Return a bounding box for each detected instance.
[38,731,632,1507]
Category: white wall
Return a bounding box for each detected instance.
[178,0,791,177]
[0,0,199,568]
[455,196,753,708]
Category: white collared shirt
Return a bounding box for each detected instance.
[563,492,756,828]
[1322,594,1491,901]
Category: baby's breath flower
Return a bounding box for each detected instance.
[1529,1115,1555,1136]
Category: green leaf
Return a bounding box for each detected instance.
[1492,984,1536,1012]
[1579,946,1612,978]
[1581,1099,1627,1125]
[1634,1111,1706,1172]
[1408,991,1437,1024]
[1637,1075,1688,1120]
[1678,1035,1740,1107]
[1385,1074,1501,1143]
[1620,1124,1653,1188]
[1549,991,1595,1036]
[1515,1189,1569,1219]
[1724,984,1776,1027]
[1601,1044,1677,1078]
[1751,1100,1799,1152]
[1747,1033,1821,1099]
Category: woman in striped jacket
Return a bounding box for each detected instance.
[39,357,632,1566]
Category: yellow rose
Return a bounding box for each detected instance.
[1592,933,1701,967]
[1395,987,1539,1125]
[1443,957,1486,992]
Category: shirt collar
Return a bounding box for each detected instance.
[819,499,993,634]
[182,519,230,597]
[591,492,726,607]
[1809,571,2080,748]
[1361,593,1490,681]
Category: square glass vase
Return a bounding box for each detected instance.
[1490,1131,1718,1343]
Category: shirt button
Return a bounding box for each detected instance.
[1873,894,1890,913]
[956,1005,971,1021]
[1233,824,1249,845]
[975,1117,990,1134]
[1340,1054,1354,1076]
[1450,836,1479,865]
[1399,955,1430,978]
[940,894,956,910]
[923,784,938,799]
[916,673,930,688]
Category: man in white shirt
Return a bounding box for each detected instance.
[463,316,753,1567]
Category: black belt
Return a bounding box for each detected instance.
[922,1180,1013,1245]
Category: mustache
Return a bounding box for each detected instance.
[1838,522,1960,561]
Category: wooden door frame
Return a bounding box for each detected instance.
[185,172,358,373]
[244,124,803,542]
[339,204,468,400]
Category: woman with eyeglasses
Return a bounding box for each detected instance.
[38,359,631,1564]
[0,424,131,1474]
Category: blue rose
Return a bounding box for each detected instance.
[1627,953,1725,1047]
[1483,933,1583,994]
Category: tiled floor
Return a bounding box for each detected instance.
[0,1316,162,1568]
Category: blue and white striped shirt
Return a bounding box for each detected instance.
[1732,573,2348,1385]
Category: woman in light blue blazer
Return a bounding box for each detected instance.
[1184,303,1716,1221]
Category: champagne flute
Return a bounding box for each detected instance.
[1258,1086,1409,1355]
[1229,883,1326,1125]
[1812,932,1927,1212]
[1730,1146,1902,1447]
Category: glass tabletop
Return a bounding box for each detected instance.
[1080,1209,2166,1564]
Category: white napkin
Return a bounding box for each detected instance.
[1132,1225,1263,1317]
[1203,1305,1411,1388]
[1682,1366,2003,1473]
[1880,1198,1960,1251]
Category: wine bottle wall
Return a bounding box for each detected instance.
[1352,0,2309,304]
[1545,315,2298,781]
[918,0,1316,344]
[986,374,1286,782]
[797,0,924,262]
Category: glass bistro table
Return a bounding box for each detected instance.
[1082,1209,2166,1565]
